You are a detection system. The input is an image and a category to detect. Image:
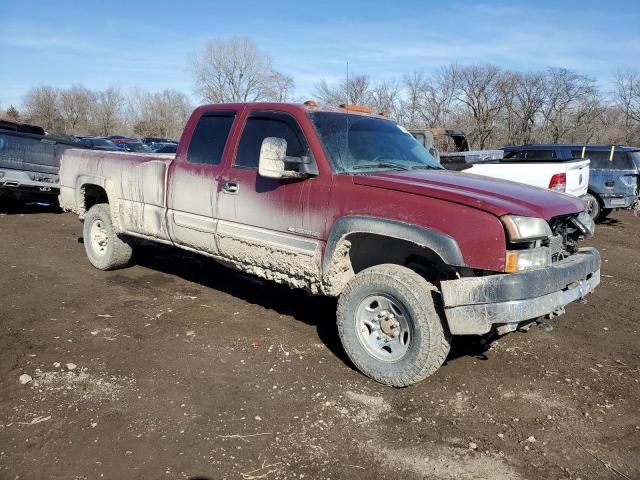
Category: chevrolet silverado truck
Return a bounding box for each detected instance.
[59,102,601,387]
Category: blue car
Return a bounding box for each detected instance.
[502,144,640,221]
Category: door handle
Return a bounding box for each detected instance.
[222,181,239,194]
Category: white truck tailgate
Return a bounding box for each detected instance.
[565,159,590,197]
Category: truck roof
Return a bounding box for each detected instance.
[196,102,392,120]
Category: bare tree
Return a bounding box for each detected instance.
[92,87,125,136]
[128,89,193,139]
[263,71,295,102]
[512,72,547,144]
[191,37,294,103]
[3,105,21,122]
[422,68,457,128]
[369,80,403,119]
[13,63,640,148]
[401,71,429,127]
[58,85,95,134]
[540,68,596,143]
[449,64,508,149]
[314,74,373,106]
[611,69,640,143]
[567,95,605,143]
[23,86,61,132]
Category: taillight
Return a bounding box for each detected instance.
[549,173,566,192]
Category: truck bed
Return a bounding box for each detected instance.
[461,156,590,198]
[59,149,175,236]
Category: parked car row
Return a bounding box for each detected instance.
[75,135,178,153]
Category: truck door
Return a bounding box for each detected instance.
[215,109,331,290]
[166,110,237,254]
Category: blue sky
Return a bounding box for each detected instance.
[1,0,639,108]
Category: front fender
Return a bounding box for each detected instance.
[322,215,465,283]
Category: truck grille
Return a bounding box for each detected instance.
[547,215,582,262]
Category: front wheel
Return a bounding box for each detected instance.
[83,203,133,270]
[337,264,451,387]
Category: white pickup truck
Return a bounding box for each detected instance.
[439,151,592,213]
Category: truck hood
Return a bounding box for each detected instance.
[352,170,585,220]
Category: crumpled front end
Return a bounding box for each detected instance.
[440,211,600,335]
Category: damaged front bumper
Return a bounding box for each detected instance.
[440,248,601,335]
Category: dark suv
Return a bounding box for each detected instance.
[503,144,640,221]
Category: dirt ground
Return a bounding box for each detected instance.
[0,201,638,480]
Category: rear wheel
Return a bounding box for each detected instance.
[337,264,451,387]
[584,194,603,222]
[83,203,133,270]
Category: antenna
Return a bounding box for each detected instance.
[345,60,350,167]
[346,60,349,112]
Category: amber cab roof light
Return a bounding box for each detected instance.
[303,100,318,107]
[339,104,372,113]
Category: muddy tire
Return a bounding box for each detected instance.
[337,264,451,387]
[83,203,132,270]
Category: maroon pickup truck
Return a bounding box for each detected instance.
[59,102,600,386]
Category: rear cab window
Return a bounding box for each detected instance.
[502,149,556,161]
[573,150,636,170]
[187,111,236,165]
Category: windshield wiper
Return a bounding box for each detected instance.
[351,162,410,171]
[411,164,444,170]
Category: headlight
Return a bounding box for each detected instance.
[501,215,552,242]
[505,248,551,272]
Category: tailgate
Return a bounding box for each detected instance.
[565,159,590,197]
[591,168,639,205]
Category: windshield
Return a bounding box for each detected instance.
[309,112,443,173]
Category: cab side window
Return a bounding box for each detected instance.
[525,149,555,160]
[235,112,309,169]
[187,112,236,165]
